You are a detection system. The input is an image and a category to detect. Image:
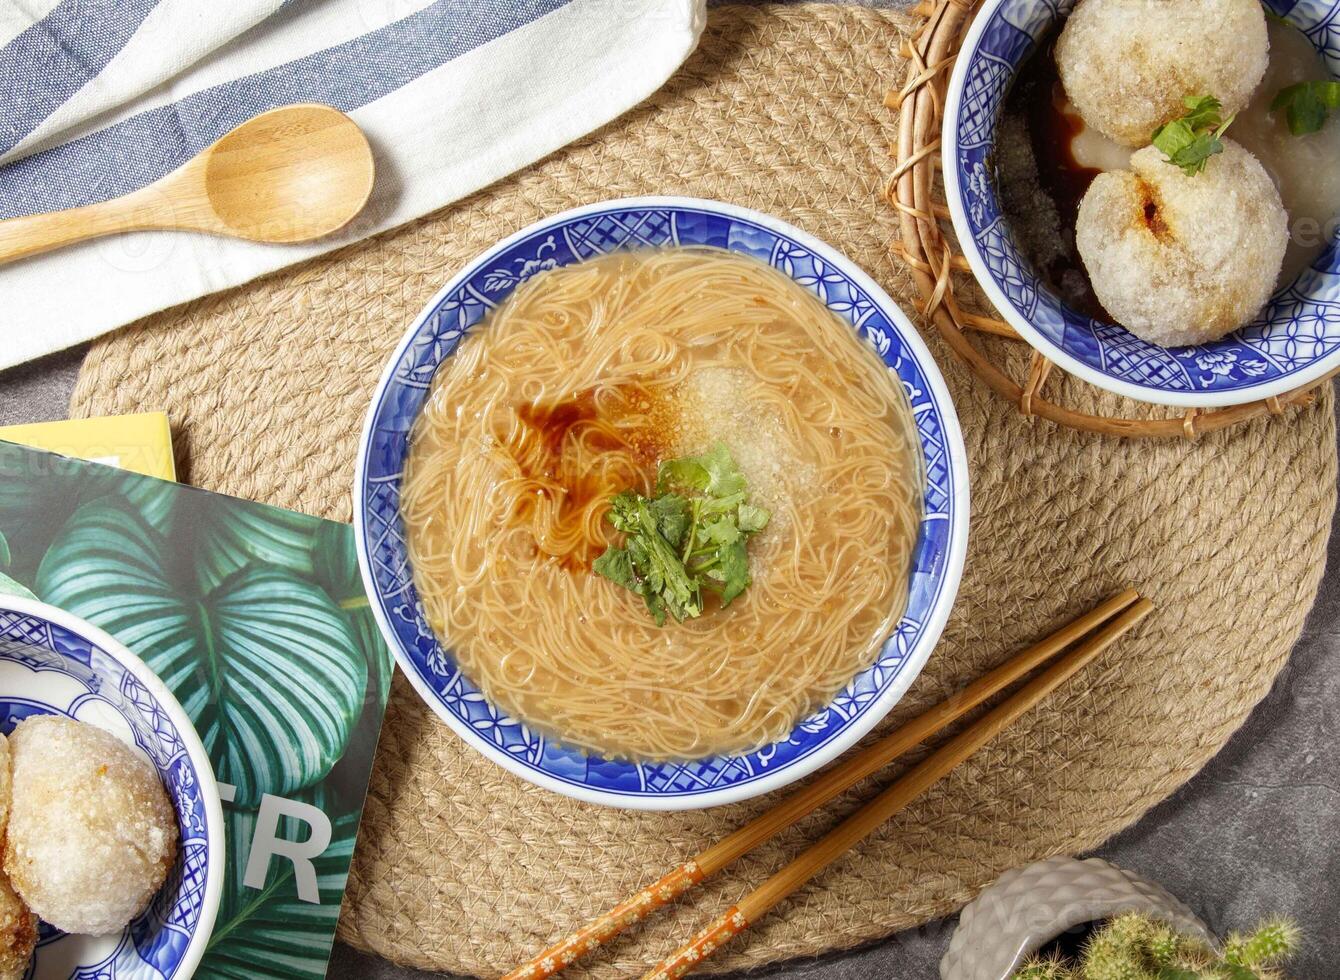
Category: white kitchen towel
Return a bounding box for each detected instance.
[0,0,706,370]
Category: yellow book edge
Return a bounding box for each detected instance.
[0,412,176,481]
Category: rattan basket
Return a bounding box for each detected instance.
[886,0,1340,439]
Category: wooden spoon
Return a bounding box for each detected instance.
[0,104,375,265]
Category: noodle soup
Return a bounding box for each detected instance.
[400,247,923,762]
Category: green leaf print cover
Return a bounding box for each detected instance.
[0,441,392,980]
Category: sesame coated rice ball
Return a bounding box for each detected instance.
[1056,0,1269,146]
[0,870,35,980]
[0,733,9,827]
[1075,140,1287,346]
[3,717,178,936]
[0,735,35,980]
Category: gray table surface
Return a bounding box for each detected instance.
[3,1,1338,973]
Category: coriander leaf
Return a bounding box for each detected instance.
[626,533,653,576]
[658,442,747,497]
[701,517,741,547]
[1178,94,1223,131]
[643,590,668,627]
[1167,132,1225,173]
[737,503,771,533]
[1308,80,1339,109]
[662,590,698,624]
[1292,91,1328,134]
[698,490,746,516]
[1150,95,1234,176]
[1151,118,1196,160]
[650,493,691,547]
[605,489,642,534]
[634,498,699,620]
[595,443,769,624]
[656,457,710,493]
[1272,80,1340,135]
[592,546,638,591]
[696,442,748,496]
[715,540,751,607]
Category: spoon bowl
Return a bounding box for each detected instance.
[201,104,375,243]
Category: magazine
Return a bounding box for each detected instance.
[0,434,390,980]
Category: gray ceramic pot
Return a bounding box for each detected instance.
[941,856,1214,980]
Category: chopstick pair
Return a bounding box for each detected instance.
[505,588,1153,980]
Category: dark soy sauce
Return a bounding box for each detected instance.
[994,31,1110,320]
[508,388,661,571]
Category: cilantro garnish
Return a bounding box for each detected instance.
[1151,95,1236,176]
[1271,80,1340,136]
[591,443,771,625]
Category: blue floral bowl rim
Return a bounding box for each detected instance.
[352,195,971,811]
[0,593,225,975]
[942,0,1340,409]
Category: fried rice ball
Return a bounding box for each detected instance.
[3,717,178,936]
[1075,140,1287,346]
[0,735,35,980]
[0,871,36,980]
[1056,0,1269,146]
[0,733,9,827]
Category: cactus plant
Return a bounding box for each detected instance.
[1014,957,1070,980]
[1014,911,1299,980]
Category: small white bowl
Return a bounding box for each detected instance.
[0,595,224,979]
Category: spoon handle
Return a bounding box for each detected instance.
[0,187,180,266]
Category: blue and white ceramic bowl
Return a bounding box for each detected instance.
[354,197,969,810]
[944,0,1340,407]
[0,595,223,979]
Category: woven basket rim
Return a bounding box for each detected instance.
[885,0,1340,439]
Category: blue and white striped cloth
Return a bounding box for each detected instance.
[0,0,705,370]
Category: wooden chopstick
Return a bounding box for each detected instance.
[504,589,1143,980]
[641,596,1155,979]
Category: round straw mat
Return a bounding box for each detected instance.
[70,4,1335,976]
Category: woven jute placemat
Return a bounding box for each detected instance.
[69,4,1335,976]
